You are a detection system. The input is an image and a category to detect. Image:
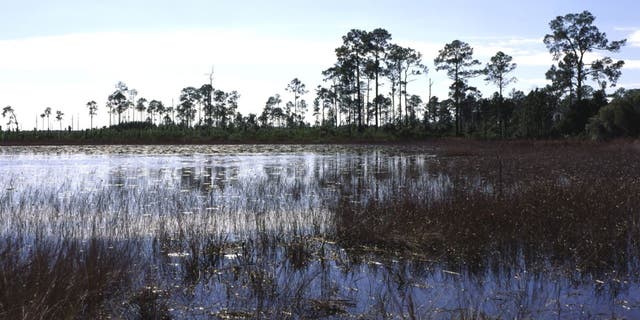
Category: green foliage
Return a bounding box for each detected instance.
[434,40,482,136]
[109,121,156,131]
[512,89,556,138]
[588,89,640,139]
[2,106,19,131]
[544,10,626,101]
[557,90,608,135]
[177,86,200,127]
[484,51,517,98]
[107,90,128,125]
[3,15,633,143]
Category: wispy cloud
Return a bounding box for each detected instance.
[614,27,639,32]
[0,29,337,71]
[0,30,637,130]
[0,29,338,128]
[402,37,551,68]
[624,60,640,69]
[619,82,640,88]
[629,30,640,47]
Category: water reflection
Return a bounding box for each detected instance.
[0,145,639,318]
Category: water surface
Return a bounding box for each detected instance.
[1,144,638,319]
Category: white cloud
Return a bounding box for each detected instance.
[519,78,549,88]
[512,52,553,67]
[629,30,640,47]
[475,38,552,68]
[0,30,337,70]
[1,30,637,131]
[614,27,638,32]
[619,82,640,88]
[0,29,338,129]
[402,37,551,68]
[624,60,640,69]
[400,40,442,60]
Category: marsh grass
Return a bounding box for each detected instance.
[1,142,640,318]
[334,142,640,275]
[0,236,137,319]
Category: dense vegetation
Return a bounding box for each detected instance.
[1,10,635,144]
[335,140,640,273]
[2,141,640,318]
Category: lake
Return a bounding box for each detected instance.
[1,144,639,319]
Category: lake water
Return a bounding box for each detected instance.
[1,145,638,319]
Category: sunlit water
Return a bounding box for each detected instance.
[0,145,638,319]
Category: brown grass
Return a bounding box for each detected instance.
[334,141,640,275]
[0,237,138,319]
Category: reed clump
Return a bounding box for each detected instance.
[0,237,139,319]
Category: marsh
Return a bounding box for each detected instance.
[1,142,639,319]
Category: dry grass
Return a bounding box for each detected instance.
[0,237,138,319]
[334,141,640,276]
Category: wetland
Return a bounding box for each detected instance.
[1,142,640,319]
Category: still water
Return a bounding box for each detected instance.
[0,145,638,319]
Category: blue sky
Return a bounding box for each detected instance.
[1,0,639,129]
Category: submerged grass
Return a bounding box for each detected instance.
[1,141,640,318]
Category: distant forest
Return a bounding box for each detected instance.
[2,10,639,143]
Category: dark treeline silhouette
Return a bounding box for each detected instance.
[1,10,636,143]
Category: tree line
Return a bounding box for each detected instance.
[2,10,637,140]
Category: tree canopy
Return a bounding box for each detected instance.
[543,10,626,102]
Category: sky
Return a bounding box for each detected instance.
[1,0,639,130]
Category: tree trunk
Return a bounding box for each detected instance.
[375,61,379,128]
[356,61,362,130]
[499,84,503,138]
[391,85,396,124]
[366,78,370,126]
[576,66,583,102]
[403,70,409,126]
[454,68,460,136]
